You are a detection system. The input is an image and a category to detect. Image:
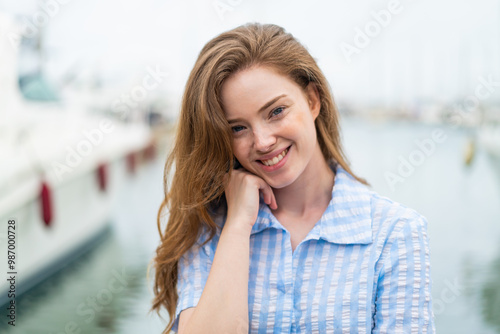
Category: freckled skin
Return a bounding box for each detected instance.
[221,65,322,190]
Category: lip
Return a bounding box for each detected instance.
[257,146,289,161]
[257,145,291,172]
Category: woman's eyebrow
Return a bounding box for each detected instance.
[227,94,287,124]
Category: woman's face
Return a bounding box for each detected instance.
[220,65,321,189]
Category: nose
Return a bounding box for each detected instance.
[253,126,276,152]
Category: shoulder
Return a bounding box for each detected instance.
[333,163,428,246]
[367,190,430,260]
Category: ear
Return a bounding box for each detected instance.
[305,82,320,120]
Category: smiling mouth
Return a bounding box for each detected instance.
[259,146,290,166]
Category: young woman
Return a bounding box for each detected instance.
[151,23,435,333]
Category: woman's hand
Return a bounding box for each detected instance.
[223,168,277,233]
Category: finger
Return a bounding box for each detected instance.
[268,186,277,210]
[259,181,277,210]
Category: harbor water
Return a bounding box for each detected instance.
[2,117,500,333]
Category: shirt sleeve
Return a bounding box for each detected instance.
[171,231,215,333]
[372,215,435,333]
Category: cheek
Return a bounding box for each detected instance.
[280,110,308,135]
[232,140,248,160]
[295,106,316,131]
[286,110,317,148]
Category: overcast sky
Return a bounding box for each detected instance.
[1,0,499,106]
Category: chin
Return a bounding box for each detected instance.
[265,174,297,190]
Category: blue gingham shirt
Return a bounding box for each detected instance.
[173,162,435,333]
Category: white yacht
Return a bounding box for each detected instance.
[0,13,155,306]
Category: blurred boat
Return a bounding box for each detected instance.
[0,13,155,306]
[464,136,476,166]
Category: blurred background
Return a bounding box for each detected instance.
[0,0,499,333]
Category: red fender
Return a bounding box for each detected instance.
[97,163,107,192]
[143,141,156,161]
[40,181,53,227]
[126,152,136,174]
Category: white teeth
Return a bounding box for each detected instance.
[262,148,289,166]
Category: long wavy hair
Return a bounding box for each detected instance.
[149,22,369,333]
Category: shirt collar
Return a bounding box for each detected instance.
[250,161,373,245]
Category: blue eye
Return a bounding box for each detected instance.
[232,125,245,133]
[271,107,284,117]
